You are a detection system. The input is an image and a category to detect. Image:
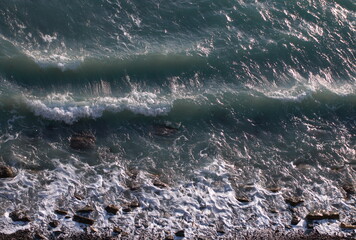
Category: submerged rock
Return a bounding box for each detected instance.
[0,165,16,178]
[291,215,300,225]
[306,210,340,220]
[267,186,281,193]
[76,206,95,214]
[9,210,31,222]
[129,200,140,208]
[284,196,304,207]
[153,179,168,188]
[54,209,68,215]
[105,205,120,215]
[73,215,95,225]
[236,196,250,203]
[175,230,185,237]
[70,133,96,150]
[113,226,122,233]
[342,184,355,195]
[49,220,60,228]
[154,123,181,136]
[127,180,141,191]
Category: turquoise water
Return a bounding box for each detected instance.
[0,0,355,237]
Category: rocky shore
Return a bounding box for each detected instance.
[0,229,354,240]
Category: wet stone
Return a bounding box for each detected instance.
[105,205,120,215]
[267,186,281,193]
[54,209,68,215]
[284,196,304,207]
[0,165,16,178]
[340,223,356,229]
[113,226,122,234]
[70,133,96,150]
[306,210,340,220]
[291,215,300,225]
[122,207,132,213]
[342,184,355,195]
[74,193,84,200]
[34,233,47,240]
[164,235,174,240]
[72,215,95,225]
[76,206,95,214]
[129,201,140,208]
[127,181,141,191]
[49,220,60,228]
[9,210,31,222]
[236,196,250,203]
[175,230,185,237]
[153,179,168,188]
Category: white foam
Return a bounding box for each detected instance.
[24,91,172,124]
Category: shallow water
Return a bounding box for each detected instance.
[0,0,355,238]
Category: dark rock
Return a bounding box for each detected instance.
[74,193,84,200]
[153,125,179,136]
[175,230,185,237]
[0,165,16,178]
[236,196,250,203]
[9,210,31,222]
[72,215,95,225]
[306,210,340,220]
[307,222,314,229]
[342,184,355,195]
[267,186,281,193]
[340,222,356,229]
[105,205,120,215]
[164,235,174,240]
[49,220,60,228]
[122,207,132,213]
[76,206,95,214]
[127,181,141,191]
[291,215,300,225]
[113,227,122,234]
[70,133,96,150]
[284,196,304,207]
[153,179,168,188]
[129,201,140,208]
[54,209,68,215]
[34,233,47,240]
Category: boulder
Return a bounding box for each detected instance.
[70,133,96,150]
[306,210,340,220]
[113,227,122,234]
[340,223,356,229]
[72,215,95,225]
[129,201,140,208]
[127,181,141,191]
[267,186,281,193]
[153,179,168,188]
[49,220,60,228]
[105,205,120,215]
[236,196,250,203]
[291,215,300,225]
[9,210,31,222]
[54,209,68,215]
[76,206,95,214]
[284,196,304,207]
[175,230,185,237]
[0,165,16,178]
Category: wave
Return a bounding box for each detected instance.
[1,85,352,124]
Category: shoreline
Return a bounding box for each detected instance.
[0,229,354,240]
